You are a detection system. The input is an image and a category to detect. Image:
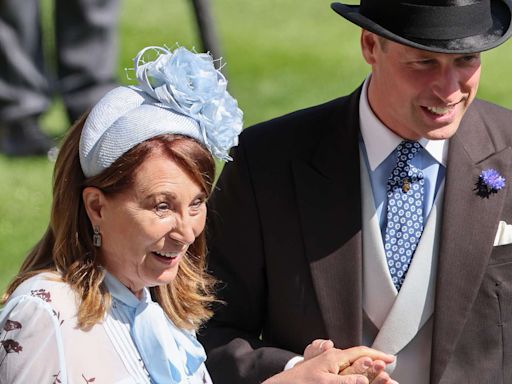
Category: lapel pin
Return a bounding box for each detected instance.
[475,168,506,198]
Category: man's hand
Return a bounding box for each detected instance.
[263,346,397,384]
[302,340,397,384]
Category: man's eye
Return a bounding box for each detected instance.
[415,59,434,66]
[459,55,480,64]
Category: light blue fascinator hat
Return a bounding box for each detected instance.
[79,45,243,178]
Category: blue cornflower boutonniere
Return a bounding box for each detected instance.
[475,168,506,198]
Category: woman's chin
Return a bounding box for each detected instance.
[147,265,180,287]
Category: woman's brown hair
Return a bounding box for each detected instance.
[2,115,217,331]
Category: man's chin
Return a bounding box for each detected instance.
[412,114,462,140]
[423,124,461,140]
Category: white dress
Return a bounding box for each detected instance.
[0,272,212,384]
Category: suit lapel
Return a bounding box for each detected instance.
[291,88,364,348]
[360,150,397,328]
[431,106,512,383]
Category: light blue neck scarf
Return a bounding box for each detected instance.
[104,272,206,383]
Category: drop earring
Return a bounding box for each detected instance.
[93,225,102,247]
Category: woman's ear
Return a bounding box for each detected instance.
[82,187,106,224]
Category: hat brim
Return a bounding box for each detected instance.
[331,0,512,53]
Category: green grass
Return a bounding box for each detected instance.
[2,0,512,293]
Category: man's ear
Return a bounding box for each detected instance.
[82,187,106,224]
[361,30,379,65]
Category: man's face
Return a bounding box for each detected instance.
[361,31,482,140]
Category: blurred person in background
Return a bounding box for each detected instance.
[0,0,119,156]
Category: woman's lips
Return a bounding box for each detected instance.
[151,250,181,265]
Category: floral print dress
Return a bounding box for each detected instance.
[0,272,212,384]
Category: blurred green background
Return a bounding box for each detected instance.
[1,0,512,293]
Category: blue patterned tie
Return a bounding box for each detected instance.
[384,141,425,291]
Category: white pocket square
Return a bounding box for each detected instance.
[494,221,512,246]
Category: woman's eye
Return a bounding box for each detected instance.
[155,202,170,212]
[190,198,204,210]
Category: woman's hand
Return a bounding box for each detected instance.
[304,339,335,360]
[339,355,397,384]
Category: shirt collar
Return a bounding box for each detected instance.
[359,76,448,171]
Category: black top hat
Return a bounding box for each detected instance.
[331,0,512,53]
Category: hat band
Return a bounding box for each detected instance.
[363,1,493,40]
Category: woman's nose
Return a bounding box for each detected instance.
[168,215,196,245]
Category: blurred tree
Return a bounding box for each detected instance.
[190,0,224,72]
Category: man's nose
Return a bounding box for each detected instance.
[431,65,461,103]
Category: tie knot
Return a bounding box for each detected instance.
[396,140,421,160]
[388,141,423,193]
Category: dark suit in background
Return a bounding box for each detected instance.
[0,0,119,155]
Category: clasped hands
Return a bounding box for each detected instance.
[264,339,398,384]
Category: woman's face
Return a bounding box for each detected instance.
[96,153,207,296]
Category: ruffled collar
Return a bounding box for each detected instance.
[103,271,206,383]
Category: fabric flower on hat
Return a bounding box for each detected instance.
[134,46,243,161]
